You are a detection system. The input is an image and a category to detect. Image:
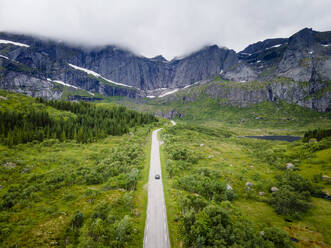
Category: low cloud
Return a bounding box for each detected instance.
[1,0,330,59]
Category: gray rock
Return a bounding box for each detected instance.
[271,186,279,192]
[245,182,253,187]
[286,163,295,169]
[1,28,331,112]
[3,162,16,169]
[226,184,233,190]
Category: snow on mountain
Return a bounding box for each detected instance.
[158,89,179,98]
[47,78,95,96]
[0,55,9,59]
[68,63,134,89]
[0,39,30,47]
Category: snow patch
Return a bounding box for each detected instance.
[146,95,156,98]
[219,70,223,74]
[240,52,251,56]
[321,44,330,47]
[256,60,261,63]
[48,78,95,96]
[158,89,179,98]
[0,39,30,47]
[53,80,79,89]
[184,85,191,89]
[240,80,246,83]
[309,51,314,54]
[0,55,9,60]
[266,44,282,50]
[68,63,134,88]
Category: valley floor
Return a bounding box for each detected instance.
[160,120,331,248]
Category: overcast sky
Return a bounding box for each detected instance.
[1,0,331,59]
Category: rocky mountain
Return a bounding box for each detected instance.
[0,28,330,111]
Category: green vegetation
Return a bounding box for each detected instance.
[0,90,162,247]
[303,128,331,142]
[0,94,157,145]
[160,117,331,247]
[1,86,331,248]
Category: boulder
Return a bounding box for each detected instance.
[259,192,265,196]
[271,186,279,192]
[245,182,253,187]
[226,184,233,190]
[286,163,295,169]
[200,144,204,147]
[322,175,331,181]
[3,162,16,169]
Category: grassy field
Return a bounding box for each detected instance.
[159,119,331,247]
[1,88,330,247]
[0,90,163,247]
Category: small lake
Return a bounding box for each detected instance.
[242,136,301,142]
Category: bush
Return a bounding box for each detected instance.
[175,174,235,202]
[180,202,291,248]
[270,186,311,219]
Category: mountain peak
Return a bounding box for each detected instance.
[150,55,168,62]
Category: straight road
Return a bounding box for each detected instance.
[143,127,171,248]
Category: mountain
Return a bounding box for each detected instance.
[0,32,235,95]
[0,28,331,111]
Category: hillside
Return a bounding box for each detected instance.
[0,90,161,247]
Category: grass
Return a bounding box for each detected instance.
[1,87,331,247]
[160,132,182,248]
[0,90,164,247]
[159,120,331,247]
[134,131,152,247]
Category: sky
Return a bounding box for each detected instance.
[0,0,331,60]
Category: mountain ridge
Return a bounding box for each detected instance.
[0,28,331,111]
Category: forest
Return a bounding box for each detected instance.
[0,97,158,146]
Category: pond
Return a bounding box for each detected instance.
[242,136,301,142]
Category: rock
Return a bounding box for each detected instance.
[259,192,265,196]
[229,164,233,167]
[3,162,16,169]
[255,116,263,120]
[271,186,279,192]
[226,184,233,190]
[309,138,318,143]
[1,29,331,112]
[286,163,295,169]
[250,165,254,168]
[0,96,8,100]
[208,155,214,159]
[322,175,331,181]
[155,109,182,119]
[21,168,30,174]
[260,231,265,236]
[245,182,253,187]
[200,144,204,147]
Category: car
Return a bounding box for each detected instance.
[155,174,160,179]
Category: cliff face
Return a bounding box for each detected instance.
[0,28,330,111]
[0,33,235,93]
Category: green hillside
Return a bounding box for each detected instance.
[0,90,160,247]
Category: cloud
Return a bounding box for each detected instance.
[0,0,330,59]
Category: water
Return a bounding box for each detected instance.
[243,136,301,142]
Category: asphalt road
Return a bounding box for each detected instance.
[143,127,171,248]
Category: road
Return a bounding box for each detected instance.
[144,121,176,248]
